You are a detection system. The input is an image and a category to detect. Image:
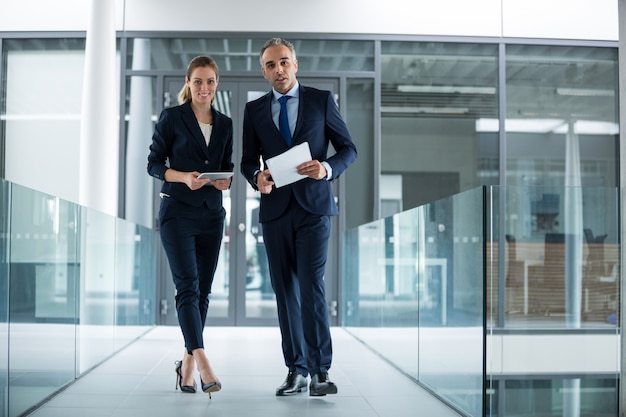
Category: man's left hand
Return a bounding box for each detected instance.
[297,160,327,180]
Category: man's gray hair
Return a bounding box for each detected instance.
[259,38,297,67]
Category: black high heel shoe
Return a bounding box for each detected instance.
[200,377,222,399]
[175,360,197,393]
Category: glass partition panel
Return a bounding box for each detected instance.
[114,219,156,350]
[0,179,157,415]
[343,217,386,329]
[78,208,116,373]
[0,181,9,417]
[8,183,79,417]
[490,186,619,329]
[418,188,485,417]
[342,211,424,410]
[487,185,620,417]
[343,187,485,417]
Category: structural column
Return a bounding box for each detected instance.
[78,0,118,216]
[618,0,626,417]
[563,121,582,417]
[125,39,154,228]
[564,121,583,330]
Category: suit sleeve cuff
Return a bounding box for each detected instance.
[321,162,332,180]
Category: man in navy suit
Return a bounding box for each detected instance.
[241,38,357,396]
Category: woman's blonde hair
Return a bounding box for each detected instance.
[177,55,219,104]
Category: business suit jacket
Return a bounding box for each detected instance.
[241,85,357,222]
[147,100,234,209]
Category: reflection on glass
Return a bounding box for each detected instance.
[489,186,619,329]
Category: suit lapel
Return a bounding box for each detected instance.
[207,114,223,158]
[263,92,279,135]
[258,92,289,149]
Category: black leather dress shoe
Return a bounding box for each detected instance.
[276,371,307,396]
[309,373,338,396]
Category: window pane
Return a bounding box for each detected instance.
[127,38,375,72]
[345,78,375,228]
[505,44,618,188]
[381,41,499,217]
[3,39,86,203]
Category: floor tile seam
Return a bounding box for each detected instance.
[31,398,124,412]
[358,396,384,417]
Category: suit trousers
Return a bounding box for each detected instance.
[159,197,225,353]
[261,196,333,376]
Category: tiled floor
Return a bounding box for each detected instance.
[26,326,462,417]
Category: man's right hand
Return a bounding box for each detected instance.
[257,169,275,194]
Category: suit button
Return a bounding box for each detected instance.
[204,160,209,164]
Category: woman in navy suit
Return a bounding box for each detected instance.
[148,55,232,398]
[241,38,357,396]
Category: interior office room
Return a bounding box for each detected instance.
[0,0,624,416]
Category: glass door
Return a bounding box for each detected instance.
[159,77,338,326]
[225,79,278,326]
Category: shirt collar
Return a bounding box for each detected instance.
[272,81,299,101]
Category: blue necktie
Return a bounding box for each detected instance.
[278,95,292,146]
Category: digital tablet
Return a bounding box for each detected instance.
[197,172,234,180]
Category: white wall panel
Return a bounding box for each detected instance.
[4,51,83,203]
[123,0,503,37]
[0,0,125,32]
[488,334,620,374]
[503,0,618,41]
[0,0,618,41]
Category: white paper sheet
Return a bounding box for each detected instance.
[265,142,312,188]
